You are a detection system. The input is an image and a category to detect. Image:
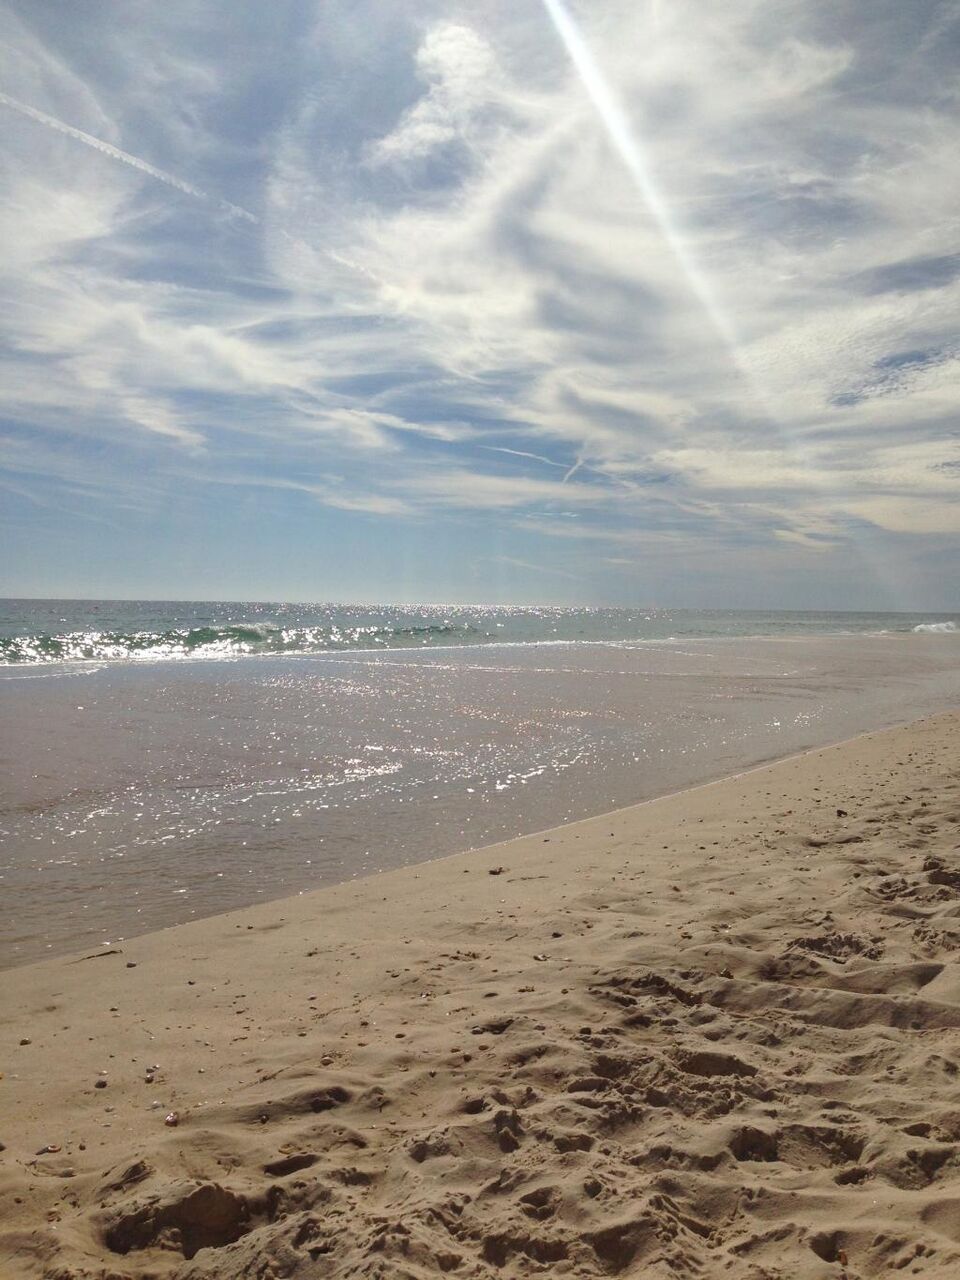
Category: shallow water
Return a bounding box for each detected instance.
[1,631,959,967]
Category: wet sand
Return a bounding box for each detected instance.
[3,711,960,1277]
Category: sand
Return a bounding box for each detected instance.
[2,711,960,1279]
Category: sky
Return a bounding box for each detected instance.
[0,0,958,608]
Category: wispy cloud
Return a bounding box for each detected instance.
[0,0,957,604]
[484,554,578,578]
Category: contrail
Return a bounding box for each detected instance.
[0,91,258,224]
[479,445,566,468]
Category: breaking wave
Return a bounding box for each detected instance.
[3,604,959,666]
[0,621,470,665]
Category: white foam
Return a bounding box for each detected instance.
[913,621,958,633]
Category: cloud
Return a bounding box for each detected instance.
[655,438,960,499]
[851,252,960,297]
[844,496,960,536]
[214,473,415,517]
[364,23,503,168]
[485,554,578,578]
[406,467,607,510]
[0,0,957,603]
[121,396,206,448]
[772,528,835,551]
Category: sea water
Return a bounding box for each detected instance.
[1,602,959,967]
[0,600,956,664]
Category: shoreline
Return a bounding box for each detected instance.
[3,710,960,1276]
[5,628,960,970]
[2,703,956,977]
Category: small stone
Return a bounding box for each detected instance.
[94,1079,107,1089]
[163,1112,179,1127]
[126,962,137,969]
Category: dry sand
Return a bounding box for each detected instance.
[2,712,960,1278]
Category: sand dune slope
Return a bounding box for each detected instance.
[2,713,960,1278]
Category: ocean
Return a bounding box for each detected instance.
[1,600,957,664]
[1,601,959,967]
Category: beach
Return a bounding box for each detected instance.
[3,710,960,1277]
[5,0,958,1273]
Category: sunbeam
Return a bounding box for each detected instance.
[538,0,901,598]
[539,0,738,354]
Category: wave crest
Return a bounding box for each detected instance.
[913,621,958,633]
[0,621,469,664]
